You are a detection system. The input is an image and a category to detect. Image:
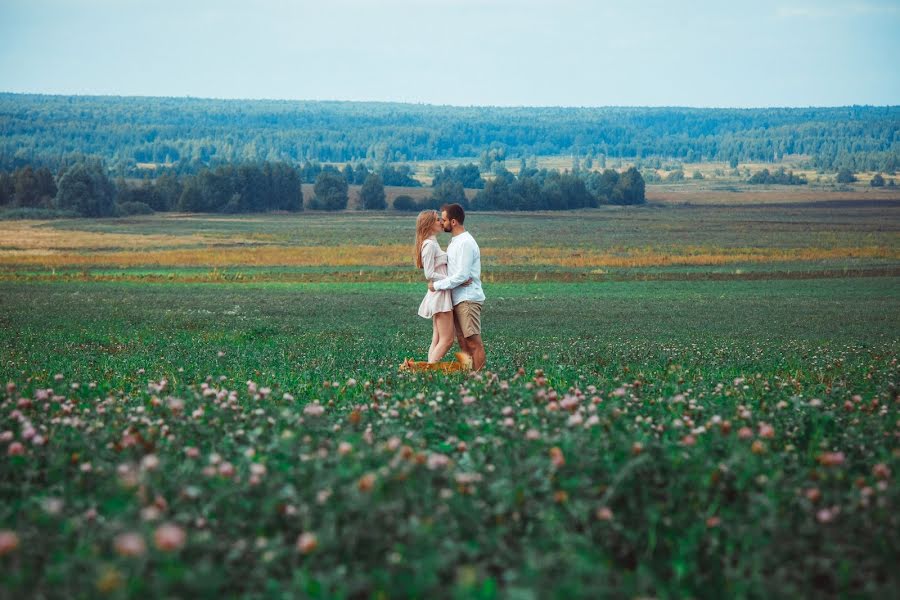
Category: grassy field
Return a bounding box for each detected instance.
[1,203,898,598]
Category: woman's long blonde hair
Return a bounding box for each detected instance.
[414,210,439,268]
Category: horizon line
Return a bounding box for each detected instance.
[2,90,898,111]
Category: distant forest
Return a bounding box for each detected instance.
[1,94,897,174]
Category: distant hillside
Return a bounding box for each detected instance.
[0,93,897,174]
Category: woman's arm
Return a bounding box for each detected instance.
[421,240,440,282]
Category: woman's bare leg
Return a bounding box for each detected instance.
[427,317,440,362]
[430,311,455,362]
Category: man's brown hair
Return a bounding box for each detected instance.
[441,203,465,225]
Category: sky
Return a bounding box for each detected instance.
[1,0,898,108]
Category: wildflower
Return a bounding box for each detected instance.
[816,507,839,524]
[873,463,891,480]
[303,403,325,417]
[114,532,147,557]
[296,532,318,554]
[357,473,376,492]
[141,506,162,521]
[737,427,754,440]
[631,442,644,455]
[681,435,697,447]
[758,423,775,439]
[184,446,200,458]
[338,442,353,456]
[525,429,541,440]
[7,442,24,456]
[805,487,821,503]
[153,523,186,552]
[141,454,160,471]
[751,440,766,454]
[218,462,235,478]
[42,497,64,515]
[427,453,451,470]
[454,472,483,485]
[706,516,721,528]
[549,446,565,468]
[0,531,19,556]
[596,507,613,521]
[818,452,845,467]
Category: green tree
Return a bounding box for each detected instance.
[836,168,857,184]
[12,166,55,207]
[429,181,467,209]
[360,173,386,210]
[310,171,348,210]
[0,171,13,205]
[614,167,646,205]
[870,173,885,187]
[55,161,116,216]
[392,195,417,211]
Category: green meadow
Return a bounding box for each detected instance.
[1,205,898,598]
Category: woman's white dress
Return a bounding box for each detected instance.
[418,237,453,318]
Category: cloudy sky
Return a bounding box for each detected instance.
[1,0,898,107]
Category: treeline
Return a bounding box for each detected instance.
[0,161,305,216]
[747,167,807,185]
[0,160,645,216]
[395,166,646,211]
[1,94,897,174]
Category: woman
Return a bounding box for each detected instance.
[415,209,457,363]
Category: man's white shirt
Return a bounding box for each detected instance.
[432,231,485,306]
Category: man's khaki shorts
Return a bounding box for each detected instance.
[454,301,483,338]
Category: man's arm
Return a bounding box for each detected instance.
[432,240,474,291]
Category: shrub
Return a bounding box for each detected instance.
[114,201,154,217]
[310,171,349,211]
[0,207,79,220]
[392,195,417,211]
[836,168,857,184]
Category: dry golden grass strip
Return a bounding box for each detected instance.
[1,243,897,269]
[0,220,214,251]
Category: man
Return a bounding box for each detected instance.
[428,203,486,371]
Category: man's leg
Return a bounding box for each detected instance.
[466,334,485,371]
[454,309,471,355]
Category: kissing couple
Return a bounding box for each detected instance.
[413,203,486,372]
